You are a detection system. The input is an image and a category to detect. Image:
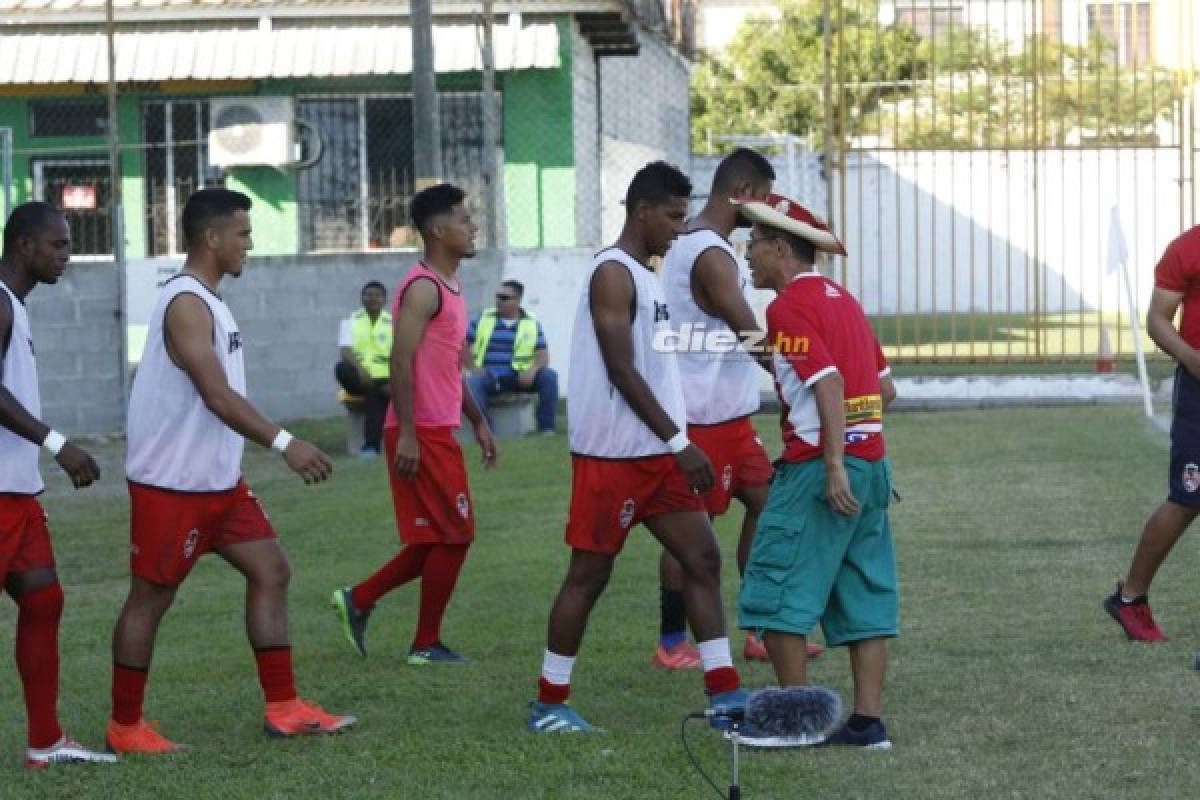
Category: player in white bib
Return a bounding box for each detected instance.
[528,162,747,734]
[652,148,825,668]
[0,202,115,768]
[107,189,355,754]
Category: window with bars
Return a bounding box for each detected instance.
[142,100,217,256]
[296,92,496,253]
[1087,1,1152,66]
[895,5,964,39]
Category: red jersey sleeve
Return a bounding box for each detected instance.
[874,338,891,377]
[768,299,837,386]
[1156,236,1195,293]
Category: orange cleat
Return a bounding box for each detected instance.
[651,641,702,670]
[264,698,357,737]
[743,633,825,662]
[105,719,183,755]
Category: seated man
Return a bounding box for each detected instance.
[335,280,392,456]
[466,279,557,434]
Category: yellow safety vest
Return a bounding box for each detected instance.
[351,309,393,380]
[472,309,539,371]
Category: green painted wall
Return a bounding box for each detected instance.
[0,24,580,255]
[502,16,577,248]
[226,166,296,256]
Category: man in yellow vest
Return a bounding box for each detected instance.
[466,279,557,434]
[335,281,392,455]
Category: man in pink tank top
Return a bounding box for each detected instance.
[332,184,497,665]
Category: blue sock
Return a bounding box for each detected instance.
[660,630,687,649]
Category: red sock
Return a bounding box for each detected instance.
[412,544,469,649]
[254,646,297,704]
[703,666,741,696]
[111,663,150,726]
[538,677,570,705]
[15,583,64,748]
[352,544,432,611]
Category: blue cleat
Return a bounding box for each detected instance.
[407,642,469,665]
[818,718,893,750]
[707,687,749,731]
[526,702,598,734]
[330,587,370,658]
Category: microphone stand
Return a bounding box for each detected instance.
[727,718,742,800]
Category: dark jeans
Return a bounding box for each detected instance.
[335,362,389,450]
[466,367,558,433]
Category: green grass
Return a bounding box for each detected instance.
[1,407,1196,798]
[872,312,1168,368]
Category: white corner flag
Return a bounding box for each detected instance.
[1107,205,1153,418]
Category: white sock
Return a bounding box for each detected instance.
[696,638,733,672]
[541,650,575,685]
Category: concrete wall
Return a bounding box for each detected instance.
[26,263,124,434]
[122,248,588,425]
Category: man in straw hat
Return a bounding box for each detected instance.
[734,192,899,749]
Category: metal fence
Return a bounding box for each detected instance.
[821,0,1199,364]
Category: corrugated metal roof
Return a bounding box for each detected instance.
[0,0,631,23]
[0,22,560,83]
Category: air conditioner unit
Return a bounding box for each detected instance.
[208,96,294,168]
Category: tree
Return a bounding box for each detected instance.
[690,0,1183,152]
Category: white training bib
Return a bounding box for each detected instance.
[568,247,687,458]
[661,228,761,425]
[0,281,43,494]
[126,274,246,491]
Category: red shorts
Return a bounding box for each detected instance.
[564,454,706,555]
[0,496,56,580]
[384,426,475,545]
[128,479,277,586]
[689,417,774,516]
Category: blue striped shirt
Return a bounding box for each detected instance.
[467,313,547,378]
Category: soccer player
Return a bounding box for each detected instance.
[528,161,746,734]
[107,188,355,754]
[654,147,824,668]
[1105,225,1200,641]
[331,184,496,665]
[0,202,116,768]
[735,193,898,749]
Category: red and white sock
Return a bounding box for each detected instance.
[538,650,575,704]
[696,638,740,695]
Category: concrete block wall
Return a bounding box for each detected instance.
[224,250,508,423]
[26,262,124,434]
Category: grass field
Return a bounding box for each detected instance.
[2,406,1198,799]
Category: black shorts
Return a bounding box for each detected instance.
[1169,367,1200,507]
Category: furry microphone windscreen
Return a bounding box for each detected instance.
[741,686,843,746]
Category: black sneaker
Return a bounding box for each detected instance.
[330,587,371,658]
[407,642,470,665]
[819,719,892,750]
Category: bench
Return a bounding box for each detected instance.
[486,392,536,438]
[339,390,368,455]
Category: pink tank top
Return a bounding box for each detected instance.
[384,262,466,429]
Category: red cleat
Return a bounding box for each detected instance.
[105,719,183,755]
[744,632,825,661]
[264,698,357,737]
[651,641,702,670]
[1104,584,1168,642]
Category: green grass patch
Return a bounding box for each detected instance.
[0,408,1194,797]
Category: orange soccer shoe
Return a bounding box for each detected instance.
[264,698,357,738]
[105,719,183,755]
[743,632,825,662]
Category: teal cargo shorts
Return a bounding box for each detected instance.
[738,456,898,647]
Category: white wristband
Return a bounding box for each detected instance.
[42,430,66,456]
[666,431,690,454]
[271,429,293,453]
